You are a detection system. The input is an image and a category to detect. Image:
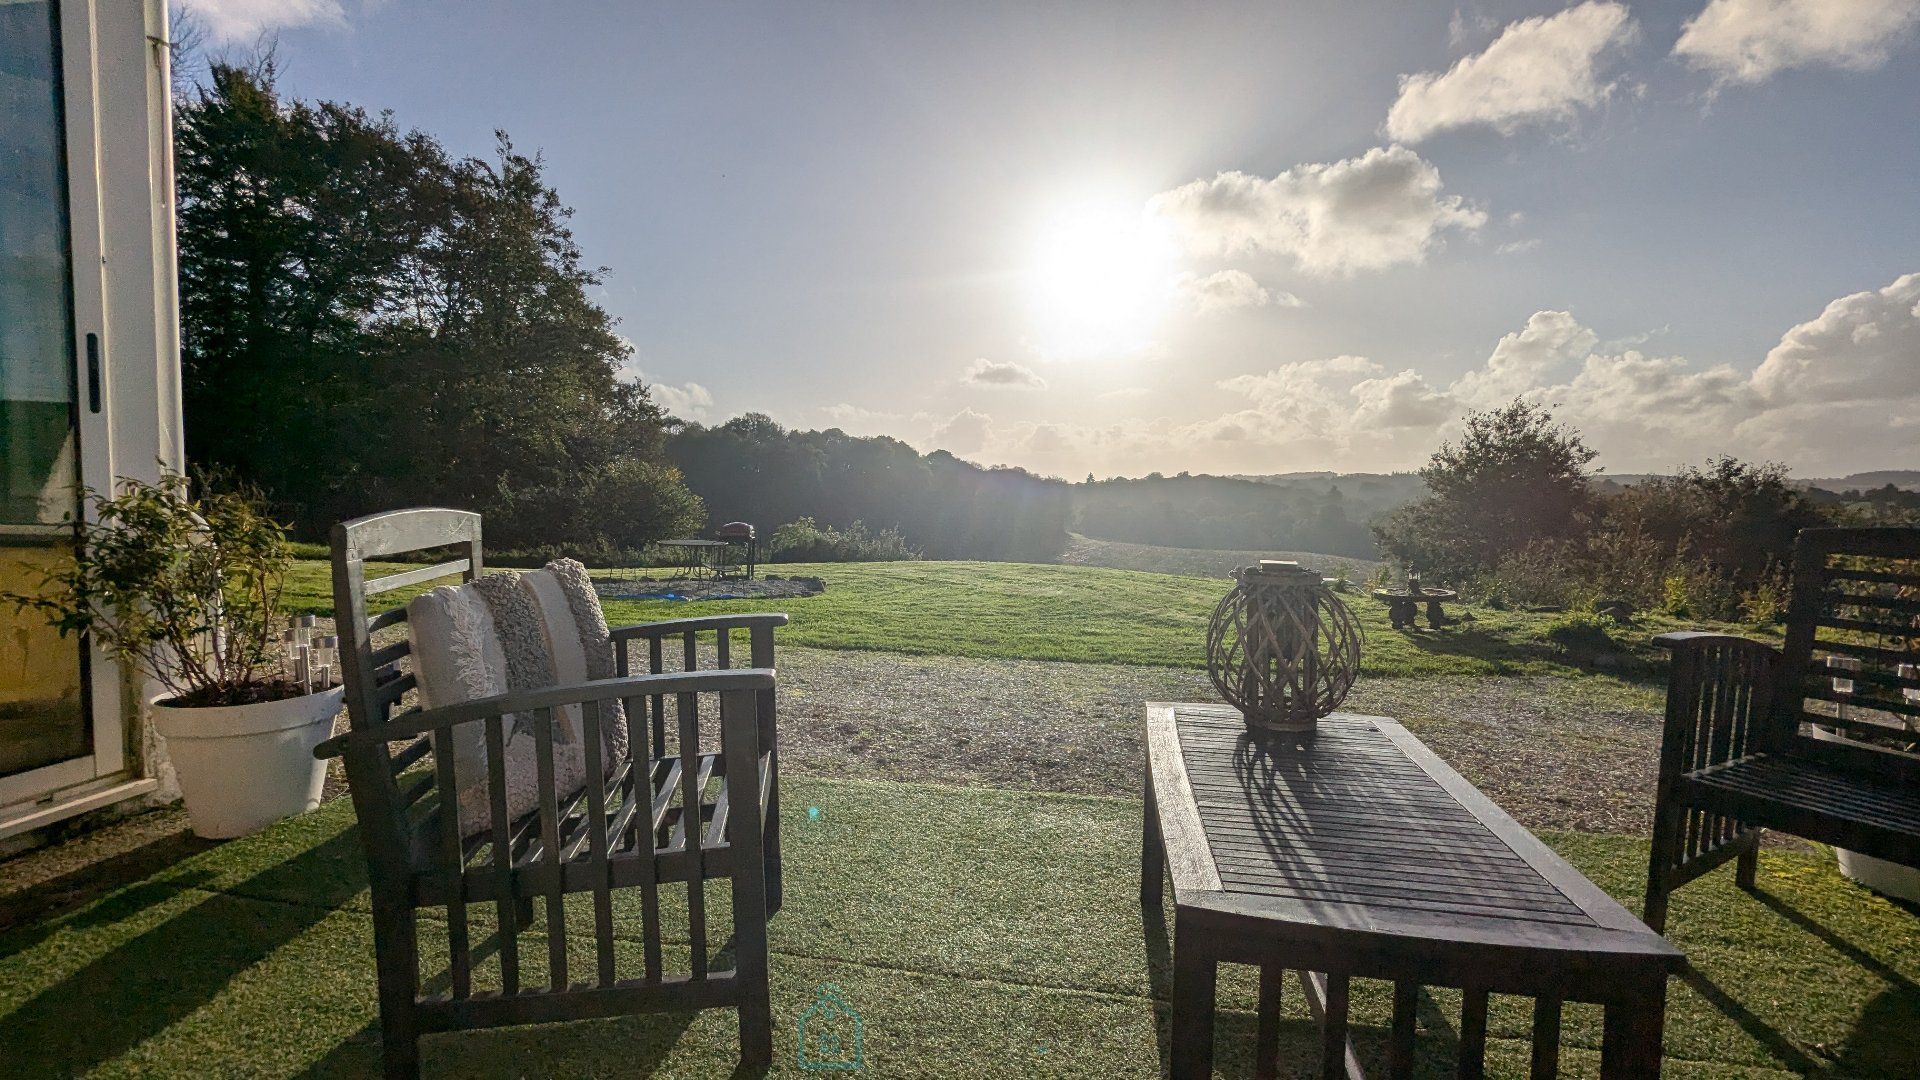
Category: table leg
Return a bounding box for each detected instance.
[1425,600,1448,629]
[1170,920,1217,1080]
[1256,964,1283,1079]
[1600,988,1666,1079]
[1141,774,1164,907]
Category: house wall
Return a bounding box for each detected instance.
[0,0,184,848]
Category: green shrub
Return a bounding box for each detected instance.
[768,517,919,562]
[1739,568,1789,626]
[1545,611,1619,657]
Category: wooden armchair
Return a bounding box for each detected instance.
[316,508,788,1077]
[1644,527,1920,932]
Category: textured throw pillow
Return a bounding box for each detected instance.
[407,565,631,838]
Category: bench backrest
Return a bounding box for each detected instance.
[1779,527,1920,761]
[329,507,484,881]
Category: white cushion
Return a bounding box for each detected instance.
[408,581,586,837]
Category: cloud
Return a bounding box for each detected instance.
[1496,238,1542,255]
[175,0,348,42]
[1452,309,1599,406]
[1174,269,1301,315]
[1148,145,1486,277]
[916,272,1920,477]
[1674,0,1920,85]
[932,407,993,453]
[961,358,1047,390]
[1750,271,1920,403]
[1387,2,1637,143]
[648,379,715,422]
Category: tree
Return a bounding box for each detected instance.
[1605,457,1828,587]
[1373,400,1596,580]
[175,63,700,553]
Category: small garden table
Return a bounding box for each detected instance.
[659,538,729,579]
[1141,703,1681,1079]
[1371,587,1458,630]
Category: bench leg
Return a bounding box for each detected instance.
[1170,920,1217,1080]
[1735,834,1758,891]
[372,899,422,1080]
[1642,796,1685,934]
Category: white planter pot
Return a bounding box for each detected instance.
[1806,724,1920,901]
[1836,847,1920,903]
[150,685,345,839]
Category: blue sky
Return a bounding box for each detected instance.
[182,1,1920,478]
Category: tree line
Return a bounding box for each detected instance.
[1368,400,1915,620]
[176,62,698,556]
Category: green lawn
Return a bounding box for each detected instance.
[2,777,1912,1077]
[284,557,1764,681]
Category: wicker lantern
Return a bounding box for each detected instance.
[1206,560,1363,733]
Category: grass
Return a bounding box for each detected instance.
[283,557,1767,681]
[1059,532,1382,581]
[2,776,1913,1077]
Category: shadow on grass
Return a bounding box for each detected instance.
[1387,624,1668,686]
[0,826,215,945]
[2,826,362,1078]
[1751,887,1920,1076]
[294,924,748,1078]
[1679,963,1819,1074]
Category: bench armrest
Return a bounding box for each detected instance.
[610,613,790,641]
[315,667,776,759]
[1655,633,1785,773]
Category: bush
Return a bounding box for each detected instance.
[1739,568,1789,626]
[768,517,919,562]
[1544,611,1619,658]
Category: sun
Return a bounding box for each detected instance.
[1025,199,1176,359]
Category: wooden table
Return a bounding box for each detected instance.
[1141,703,1681,1079]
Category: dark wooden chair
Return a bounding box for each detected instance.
[1644,526,1920,932]
[316,508,789,1077]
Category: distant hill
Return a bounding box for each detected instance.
[1071,472,1412,558]
[1801,471,1920,493]
[1590,470,1920,494]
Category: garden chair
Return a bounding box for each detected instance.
[315,508,789,1078]
[1644,526,1920,932]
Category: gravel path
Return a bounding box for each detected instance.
[772,646,1671,836]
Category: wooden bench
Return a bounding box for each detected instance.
[1143,703,1681,1079]
[1644,526,1920,932]
[318,508,788,1078]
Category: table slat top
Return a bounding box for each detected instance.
[1148,702,1680,964]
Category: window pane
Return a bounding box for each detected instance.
[1,0,79,527]
[0,0,88,779]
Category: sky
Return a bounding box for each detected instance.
[178,0,1920,480]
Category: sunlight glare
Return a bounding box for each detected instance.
[1025,199,1176,359]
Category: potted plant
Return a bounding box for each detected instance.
[4,473,341,838]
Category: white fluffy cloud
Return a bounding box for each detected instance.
[932,407,993,453]
[1674,0,1920,84]
[1451,309,1599,406]
[1148,146,1486,277]
[648,379,715,422]
[1174,269,1298,315]
[1750,271,1920,403]
[961,358,1047,390]
[175,0,347,42]
[1387,2,1637,142]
